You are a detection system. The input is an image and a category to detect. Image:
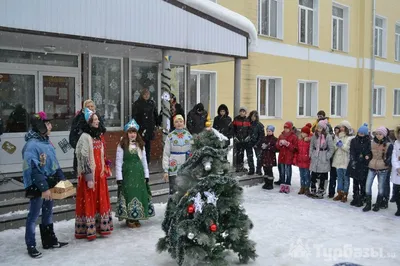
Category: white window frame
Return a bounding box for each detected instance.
[188,70,217,117]
[329,83,348,118]
[372,86,385,117]
[374,15,387,58]
[298,0,319,46]
[297,80,318,118]
[331,2,350,52]
[256,76,283,119]
[393,89,400,116]
[258,0,284,39]
[395,22,400,62]
[88,54,124,131]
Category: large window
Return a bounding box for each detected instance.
[258,0,283,39]
[394,89,400,116]
[395,24,400,61]
[373,87,385,116]
[257,77,282,118]
[375,16,387,57]
[0,73,35,133]
[298,81,317,117]
[188,72,216,116]
[91,56,122,128]
[330,84,347,117]
[131,61,159,110]
[298,0,319,45]
[332,4,349,52]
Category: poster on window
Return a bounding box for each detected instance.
[59,87,68,100]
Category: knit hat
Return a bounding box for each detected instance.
[317,119,328,130]
[339,120,352,130]
[357,123,368,135]
[284,121,293,129]
[267,125,275,132]
[301,123,312,135]
[374,126,388,137]
[30,111,51,135]
[239,106,247,112]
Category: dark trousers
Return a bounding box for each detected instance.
[236,142,254,171]
[26,197,53,247]
[311,172,328,191]
[145,140,151,166]
[263,166,273,177]
[73,152,78,177]
[168,175,177,195]
[329,166,337,196]
[254,147,262,172]
[383,169,391,199]
[352,178,366,199]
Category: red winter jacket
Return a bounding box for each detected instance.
[276,131,298,165]
[295,138,311,169]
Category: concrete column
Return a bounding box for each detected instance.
[233,58,241,168]
[161,50,172,142]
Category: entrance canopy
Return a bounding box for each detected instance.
[0,0,257,64]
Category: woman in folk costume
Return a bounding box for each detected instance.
[162,115,192,195]
[75,108,113,240]
[115,119,155,228]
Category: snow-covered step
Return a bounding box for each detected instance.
[0,175,262,231]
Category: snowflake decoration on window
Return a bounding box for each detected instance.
[134,68,142,80]
[147,70,155,81]
[149,85,155,93]
[110,79,118,90]
[93,92,103,105]
[110,63,118,72]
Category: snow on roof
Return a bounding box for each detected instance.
[177,0,258,50]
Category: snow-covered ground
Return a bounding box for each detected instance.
[0,167,399,266]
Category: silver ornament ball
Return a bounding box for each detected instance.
[187,233,195,239]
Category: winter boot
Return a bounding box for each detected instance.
[355,196,364,207]
[333,191,343,201]
[307,188,317,198]
[380,197,388,209]
[279,184,286,193]
[363,195,372,212]
[256,167,262,175]
[40,224,68,249]
[298,187,305,195]
[373,196,383,212]
[341,192,348,203]
[350,194,358,206]
[265,177,274,190]
[248,168,255,175]
[262,178,269,189]
[285,185,291,194]
[390,196,396,203]
[304,187,310,196]
[315,189,325,199]
[27,246,42,258]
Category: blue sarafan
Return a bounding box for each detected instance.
[157,128,257,266]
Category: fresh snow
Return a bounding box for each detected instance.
[0,166,399,266]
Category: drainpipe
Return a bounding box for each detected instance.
[369,0,376,134]
[233,58,241,167]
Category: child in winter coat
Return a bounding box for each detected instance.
[115,119,155,228]
[275,121,298,193]
[309,119,335,199]
[248,111,265,175]
[261,125,278,189]
[391,125,400,216]
[232,107,253,173]
[212,104,232,148]
[363,126,393,212]
[295,123,312,195]
[347,123,371,207]
[332,120,354,203]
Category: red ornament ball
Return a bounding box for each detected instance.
[210,224,217,232]
[187,204,195,214]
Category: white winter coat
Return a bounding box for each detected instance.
[391,140,400,185]
[115,142,149,181]
[332,133,353,169]
[162,129,192,176]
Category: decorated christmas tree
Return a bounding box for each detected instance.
[157,127,257,266]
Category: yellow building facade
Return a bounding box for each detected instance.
[194,0,400,131]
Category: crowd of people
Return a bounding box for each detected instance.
[20,87,400,259]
